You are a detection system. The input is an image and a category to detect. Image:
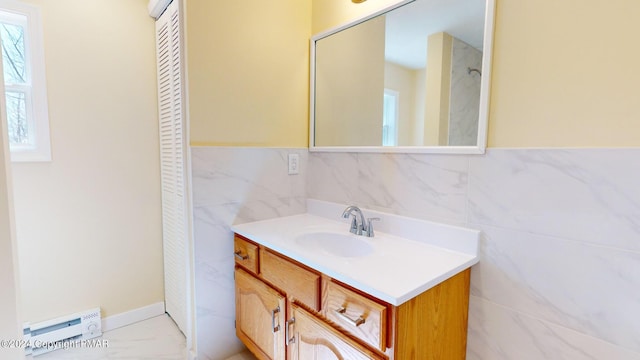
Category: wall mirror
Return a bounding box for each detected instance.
[310,0,495,154]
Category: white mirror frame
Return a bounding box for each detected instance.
[309,0,495,154]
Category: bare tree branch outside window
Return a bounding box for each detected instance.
[0,22,29,145]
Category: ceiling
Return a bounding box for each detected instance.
[384,0,486,69]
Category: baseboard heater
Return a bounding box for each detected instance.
[24,308,102,356]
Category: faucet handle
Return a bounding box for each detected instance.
[347,215,358,234]
[365,218,380,237]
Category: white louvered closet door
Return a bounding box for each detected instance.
[155,0,188,335]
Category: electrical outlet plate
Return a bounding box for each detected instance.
[288,154,299,175]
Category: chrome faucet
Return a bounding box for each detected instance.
[341,206,380,237]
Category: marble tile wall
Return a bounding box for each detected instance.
[191,147,307,360]
[307,148,640,359]
[449,38,482,146]
[307,152,470,225]
[192,146,640,359]
[466,149,640,359]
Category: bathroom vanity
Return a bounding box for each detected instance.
[232,200,479,360]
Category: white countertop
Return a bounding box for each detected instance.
[232,200,479,306]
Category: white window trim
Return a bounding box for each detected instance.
[383,88,399,147]
[0,0,50,162]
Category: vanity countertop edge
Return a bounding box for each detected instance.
[231,201,479,306]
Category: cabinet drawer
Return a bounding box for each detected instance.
[234,235,259,274]
[260,248,320,311]
[323,280,388,352]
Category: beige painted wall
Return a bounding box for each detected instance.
[315,16,385,146]
[424,32,453,146]
[186,0,310,147]
[413,68,426,145]
[312,0,406,35]
[12,0,163,322]
[0,66,23,360]
[314,0,640,148]
[488,0,640,147]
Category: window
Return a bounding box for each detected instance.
[382,89,399,146]
[0,1,50,162]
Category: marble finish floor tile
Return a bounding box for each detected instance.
[224,350,257,360]
[30,315,186,359]
[29,312,255,360]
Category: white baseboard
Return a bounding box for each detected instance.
[101,302,166,332]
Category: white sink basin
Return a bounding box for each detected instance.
[233,200,480,305]
[295,231,374,258]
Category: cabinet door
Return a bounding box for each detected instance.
[288,304,386,360]
[235,268,286,360]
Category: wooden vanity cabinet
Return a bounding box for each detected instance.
[234,235,259,274]
[392,269,471,359]
[260,247,321,312]
[288,303,386,360]
[233,233,472,360]
[235,268,286,360]
[322,278,388,352]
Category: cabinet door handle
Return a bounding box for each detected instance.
[271,306,281,333]
[286,318,295,345]
[234,250,249,260]
[334,307,366,327]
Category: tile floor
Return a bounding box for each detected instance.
[224,351,257,360]
[29,315,256,360]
